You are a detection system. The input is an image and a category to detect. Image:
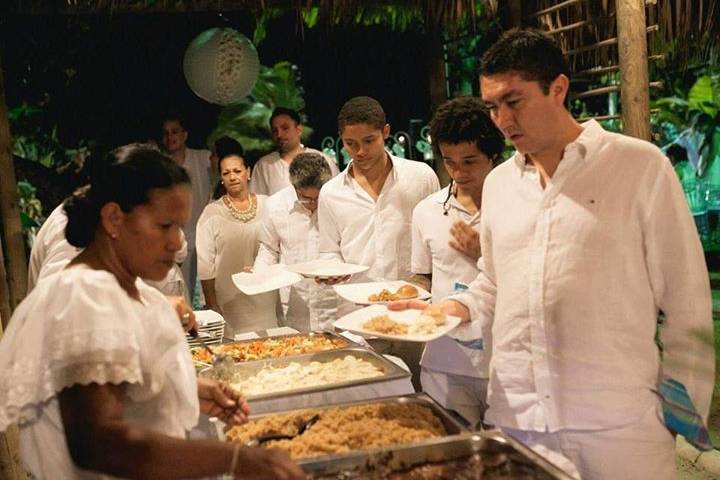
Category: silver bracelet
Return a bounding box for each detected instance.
[228,443,241,477]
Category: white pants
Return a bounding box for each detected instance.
[503,403,676,480]
[420,367,488,429]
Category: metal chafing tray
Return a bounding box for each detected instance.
[214,392,466,444]
[207,330,362,362]
[201,346,410,401]
[302,430,575,479]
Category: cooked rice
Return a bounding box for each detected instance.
[226,403,447,459]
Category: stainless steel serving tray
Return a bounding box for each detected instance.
[200,330,361,363]
[201,346,410,401]
[302,430,575,479]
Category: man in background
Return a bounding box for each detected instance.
[251,107,338,196]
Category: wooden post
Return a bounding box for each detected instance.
[427,29,451,186]
[508,0,523,28]
[0,234,26,480]
[0,53,27,320]
[616,0,651,140]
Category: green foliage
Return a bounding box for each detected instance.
[208,61,312,153]
[652,74,720,176]
[9,102,92,174]
[16,180,43,247]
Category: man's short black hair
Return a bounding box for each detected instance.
[270,107,301,126]
[337,96,387,133]
[429,97,505,166]
[480,28,572,94]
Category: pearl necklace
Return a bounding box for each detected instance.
[223,194,257,222]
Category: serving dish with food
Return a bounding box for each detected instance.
[333,304,461,342]
[199,347,410,401]
[333,281,431,305]
[220,393,466,460]
[303,431,575,479]
[190,330,354,365]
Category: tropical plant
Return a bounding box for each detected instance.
[207,61,312,153]
[9,102,92,174]
[652,74,720,177]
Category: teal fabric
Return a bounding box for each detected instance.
[659,377,713,451]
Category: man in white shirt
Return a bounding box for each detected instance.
[411,97,505,428]
[392,29,714,479]
[162,115,214,300]
[318,96,440,283]
[254,152,336,331]
[318,96,440,387]
[250,107,339,196]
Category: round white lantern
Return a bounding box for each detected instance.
[183,28,260,106]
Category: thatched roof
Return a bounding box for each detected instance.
[526,0,720,70]
[4,1,496,31]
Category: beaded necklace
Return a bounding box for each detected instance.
[223,194,257,222]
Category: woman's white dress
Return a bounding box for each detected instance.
[0,266,199,479]
[196,195,279,337]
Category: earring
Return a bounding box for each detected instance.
[111,233,117,239]
[220,181,224,185]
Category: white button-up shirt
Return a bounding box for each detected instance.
[255,186,337,331]
[412,187,488,378]
[318,154,440,282]
[450,120,714,432]
[250,148,339,196]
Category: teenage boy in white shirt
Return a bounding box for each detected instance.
[391,29,714,480]
[318,96,439,386]
[318,96,440,283]
[251,107,339,196]
[255,152,337,331]
[411,97,505,428]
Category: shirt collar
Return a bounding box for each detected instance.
[343,151,398,187]
[510,119,606,177]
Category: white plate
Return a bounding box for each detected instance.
[285,259,368,278]
[333,281,431,305]
[232,264,302,295]
[194,309,225,327]
[333,304,461,343]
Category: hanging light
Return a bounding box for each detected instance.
[183,28,260,106]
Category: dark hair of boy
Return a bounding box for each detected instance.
[429,96,506,167]
[337,96,387,133]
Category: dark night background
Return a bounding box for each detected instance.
[0,11,433,153]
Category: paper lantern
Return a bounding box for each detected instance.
[183,28,260,106]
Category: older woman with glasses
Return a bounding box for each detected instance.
[254,152,337,331]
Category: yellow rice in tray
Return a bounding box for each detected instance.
[225,403,447,459]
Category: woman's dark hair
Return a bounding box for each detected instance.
[213,137,247,199]
[429,96,505,166]
[480,28,572,95]
[63,143,190,248]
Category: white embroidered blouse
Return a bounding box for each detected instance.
[0,266,199,479]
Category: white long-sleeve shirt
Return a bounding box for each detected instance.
[411,187,488,378]
[250,148,339,196]
[254,186,337,331]
[318,154,440,282]
[450,120,714,432]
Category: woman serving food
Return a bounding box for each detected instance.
[0,145,303,480]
